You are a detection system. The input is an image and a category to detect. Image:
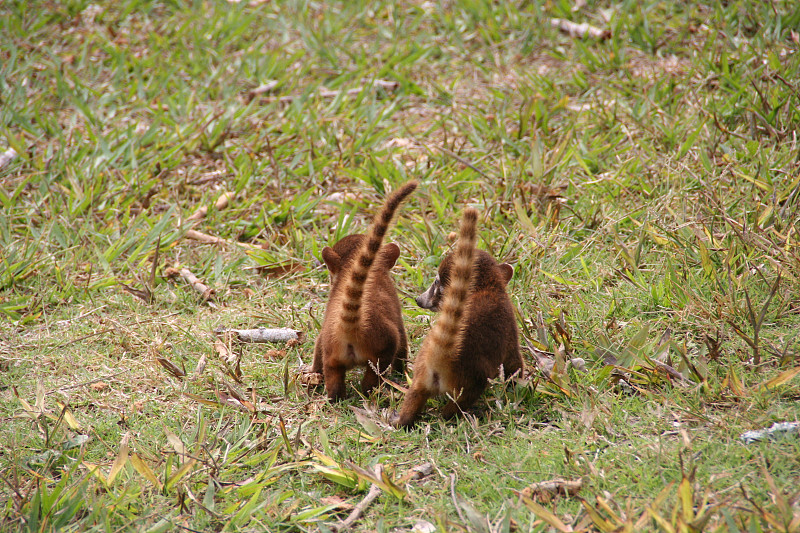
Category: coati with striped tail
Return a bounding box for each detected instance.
[311,180,418,401]
[393,207,523,427]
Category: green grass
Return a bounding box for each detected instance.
[2,0,800,531]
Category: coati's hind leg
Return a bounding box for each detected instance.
[392,334,408,375]
[394,385,432,428]
[361,345,397,394]
[440,385,486,419]
[323,346,348,401]
[502,351,524,379]
[311,338,324,374]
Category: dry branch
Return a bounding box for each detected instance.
[550,18,611,40]
[335,463,431,531]
[336,464,385,532]
[214,327,303,343]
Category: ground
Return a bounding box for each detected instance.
[1,0,799,531]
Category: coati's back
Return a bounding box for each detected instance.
[395,209,523,427]
[394,208,479,427]
[312,180,417,401]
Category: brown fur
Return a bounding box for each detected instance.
[311,180,418,401]
[394,208,523,427]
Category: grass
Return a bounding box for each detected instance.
[2,0,800,530]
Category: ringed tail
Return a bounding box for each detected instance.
[339,180,419,331]
[424,207,478,362]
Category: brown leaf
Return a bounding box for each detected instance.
[121,283,152,304]
[156,357,185,379]
[299,371,323,387]
[214,337,236,365]
[320,495,354,510]
[266,349,286,359]
[256,262,304,279]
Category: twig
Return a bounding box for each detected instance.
[213,327,303,343]
[336,465,385,531]
[449,474,467,524]
[413,138,490,179]
[50,311,181,350]
[50,369,130,393]
[248,80,278,98]
[164,267,216,302]
[263,80,399,104]
[186,191,235,223]
[184,229,257,249]
[549,18,611,40]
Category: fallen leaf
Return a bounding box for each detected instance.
[522,478,583,503]
[156,357,185,379]
[320,495,354,510]
[299,371,323,387]
[266,349,286,359]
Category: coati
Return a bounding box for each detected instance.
[311,180,418,401]
[393,207,523,427]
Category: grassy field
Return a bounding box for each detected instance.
[2,0,800,530]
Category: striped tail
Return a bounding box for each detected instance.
[339,180,418,333]
[423,207,478,363]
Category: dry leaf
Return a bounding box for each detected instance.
[156,357,185,379]
[522,478,583,503]
[299,371,323,387]
[320,495,354,510]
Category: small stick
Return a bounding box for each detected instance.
[184,229,257,249]
[50,369,130,393]
[164,267,216,301]
[214,327,303,343]
[248,80,279,98]
[336,465,385,532]
[450,474,467,524]
[549,18,611,40]
[186,191,235,222]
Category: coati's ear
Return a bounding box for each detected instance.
[321,247,341,274]
[380,243,401,268]
[498,263,514,285]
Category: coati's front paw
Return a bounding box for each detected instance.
[389,410,418,429]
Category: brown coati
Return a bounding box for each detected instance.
[393,207,523,427]
[311,180,418,401]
